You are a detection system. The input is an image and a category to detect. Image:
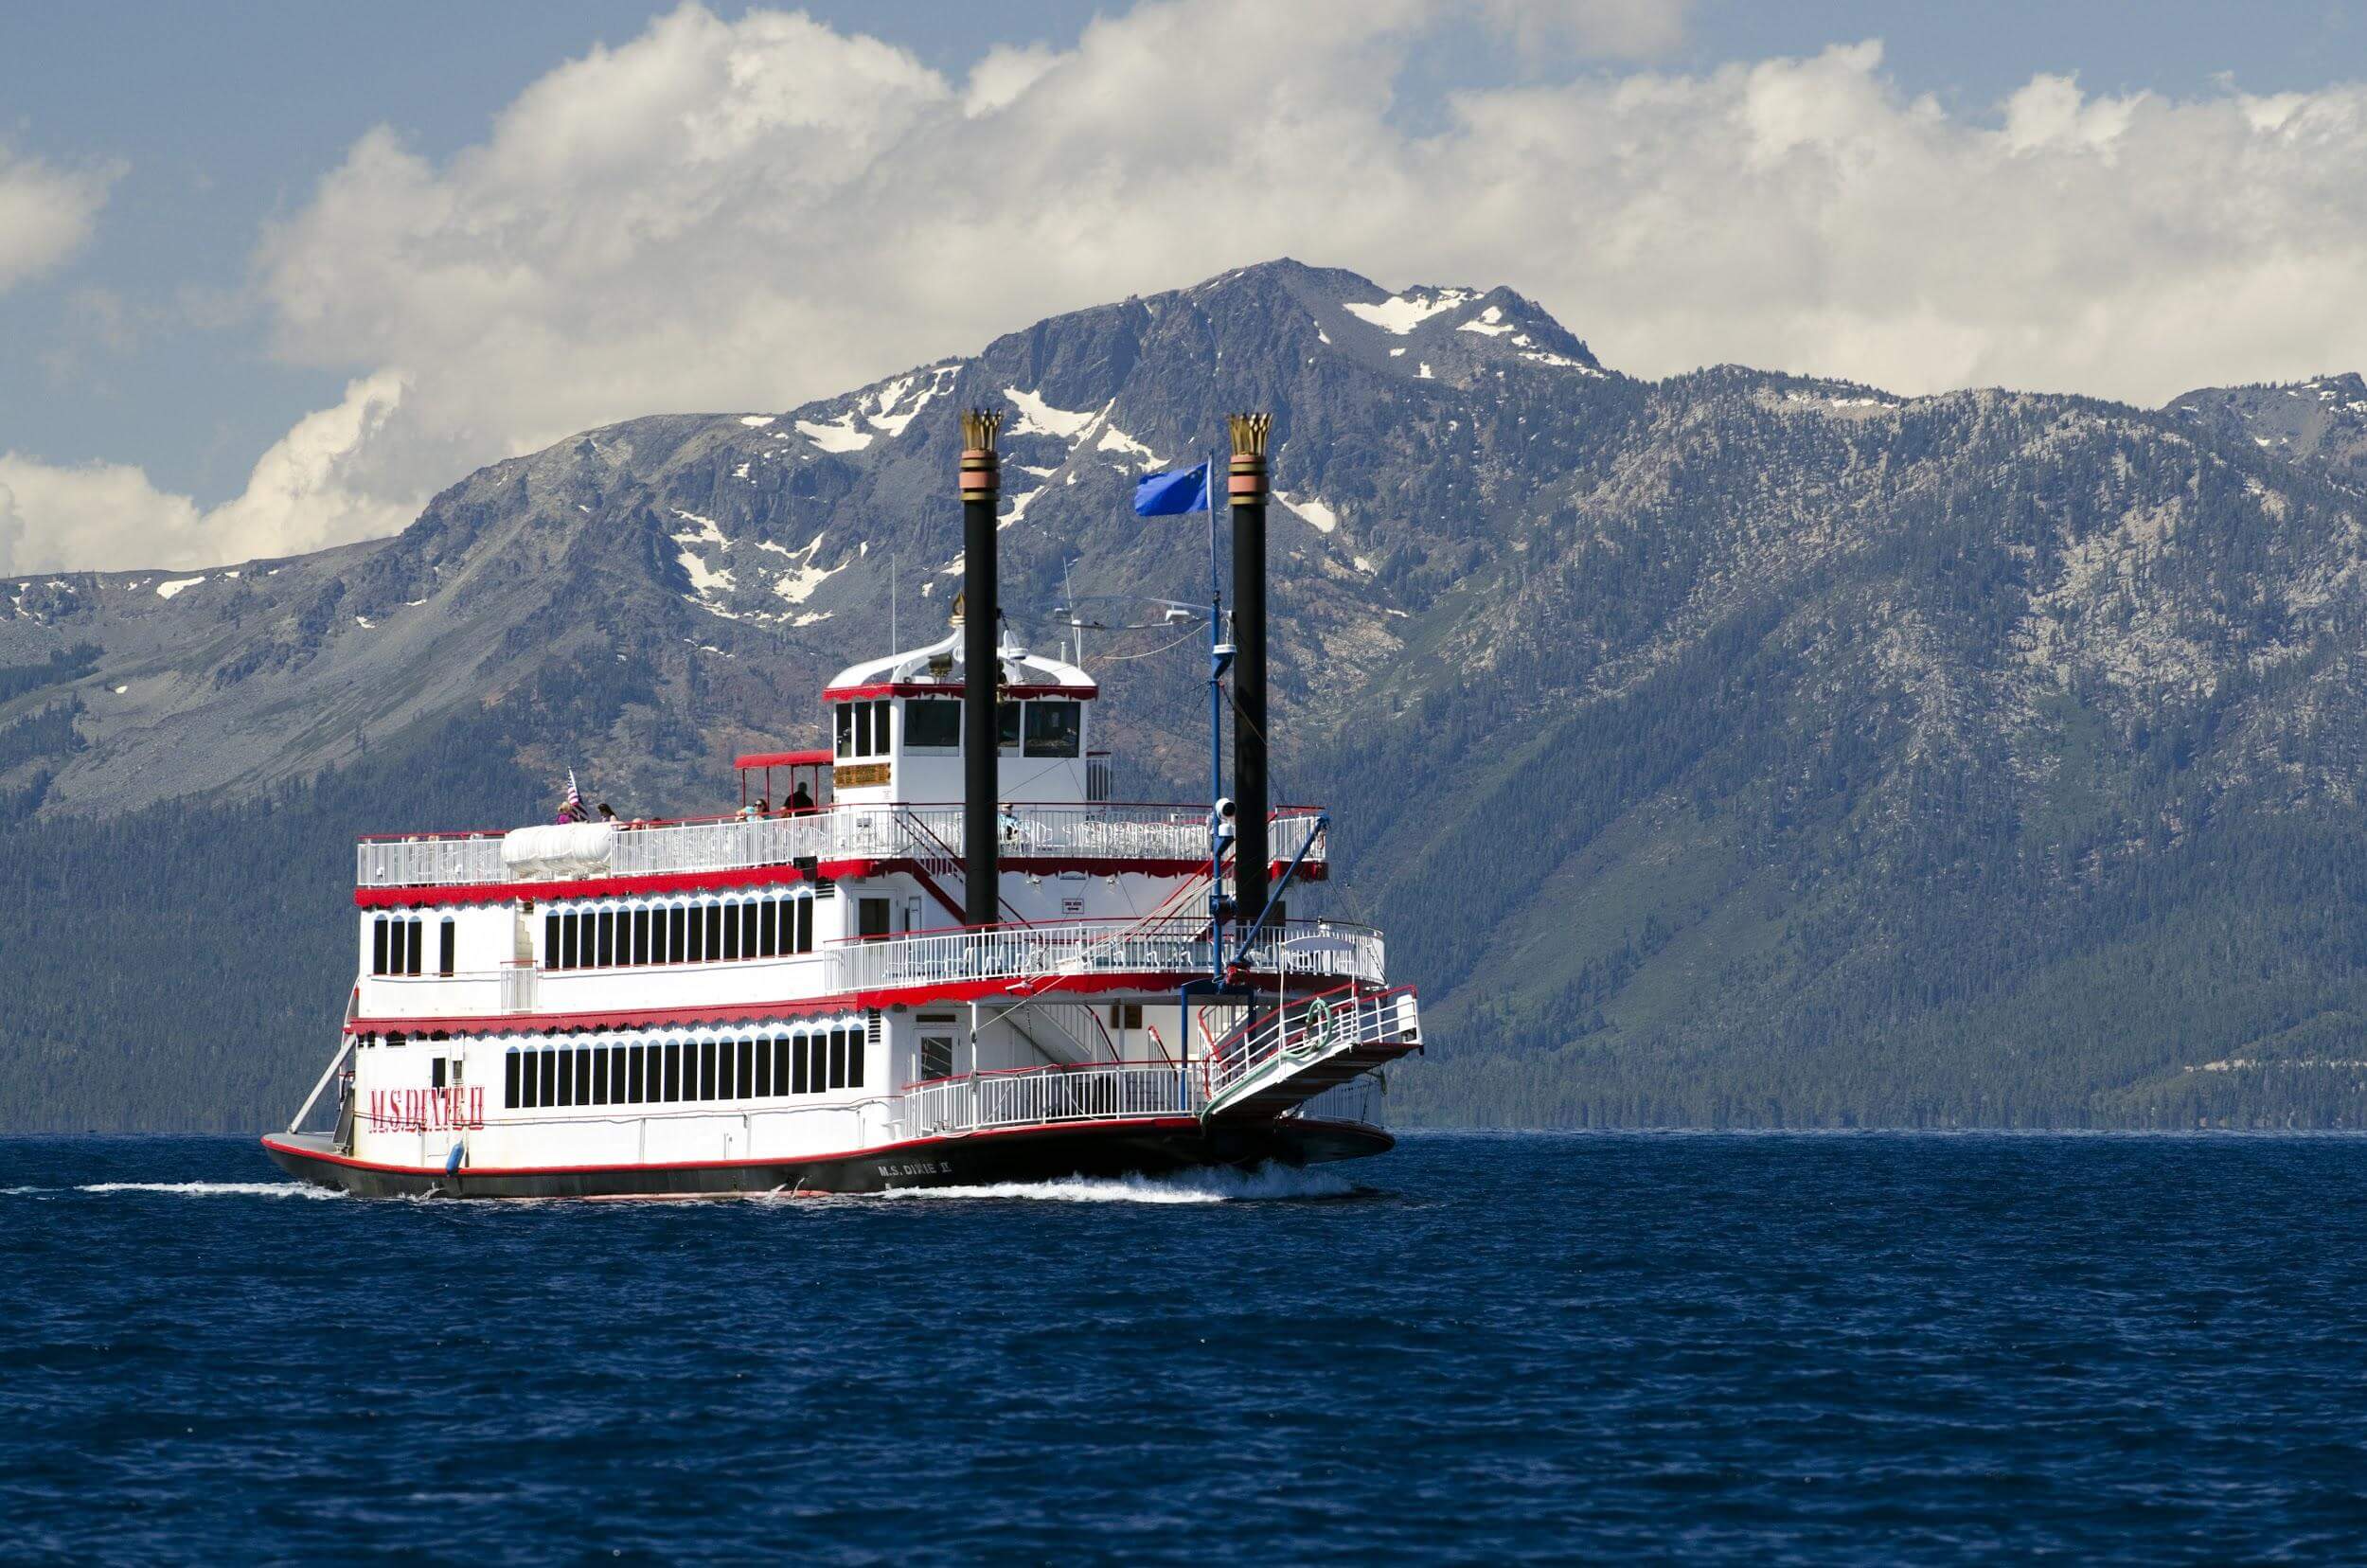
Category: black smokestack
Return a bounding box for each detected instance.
[960,408,1003,928]
[1228,412,1272,934]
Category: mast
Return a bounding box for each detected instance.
[1227,412,1273,935]
[959,408,1003,928]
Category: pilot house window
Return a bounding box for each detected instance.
[905,698,960,750]
[1023,700,1081,757]
[836,698,892,759]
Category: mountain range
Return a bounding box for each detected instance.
[7,258,2367,1131]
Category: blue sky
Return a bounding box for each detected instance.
[4,1,2366,572]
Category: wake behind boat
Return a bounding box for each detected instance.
[262,409,1420,1198]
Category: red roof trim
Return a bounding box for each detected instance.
[821,683,1096,702]
[734,749,831,770]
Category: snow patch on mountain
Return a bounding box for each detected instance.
[1344,288,1474,334]
[1458,307,1514,337]
[1095,423,1159,466]
[1002,488,1043,529]
[154,577,205,599]
[796,412,873,454]
[1004,386,1101,440]
[739,415,776,428]
[866,365,957,438]
[1277,493,1339,534]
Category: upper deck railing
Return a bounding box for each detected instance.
[355,802,1327,890]
[830,916,1386,994]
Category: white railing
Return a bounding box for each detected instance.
[498,961,535,1014]
[896,1061,1202,1141]
[1205,987,1421,1103]
[356,803,1327,889]
[831,917,1385,995]
[356,835,508,888]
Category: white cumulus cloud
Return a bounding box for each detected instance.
[0,375,416,575]
[0,144,118,294]
[24,0,2367,574]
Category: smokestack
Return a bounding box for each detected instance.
[1228,412,1272,934]
[960,408,1003,928]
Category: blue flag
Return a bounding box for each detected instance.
[1132,465,1210,517]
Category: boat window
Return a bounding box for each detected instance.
[543,913,561,971]
[834,702,855,758]
[845,1028,863,1089]
[405,918,423,977]
[738,1037,756,1099]
[796,898,814,953]
[740,900,759,958]
[756,1035,773,1097]
[858,897,891,939]
[431,1057,447,1090]
[700,1039,719,1100]
[594,911,613,969]
[722,900,741,961]
[905,698,960,750]
[792,1031,810,1095]
[627,1044,645,1104]
[1024,700,1081,758]
[592,1046,610,1105]
[828,1027,846,1090]
[717,1036,734,1099]
[539,1047,557,1108]
[438,918,456,978]
[759,898,778,956]
[578,1048,595,1106]
[372,917,390,976]
[632,908,650,966]
[997,701,1022,752]
[704,903,723,960]
[664,1040,682,1103]
[668,905,687,964]
[921,1032,952,1081]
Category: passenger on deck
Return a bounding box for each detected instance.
[596,803,617,824]
[741,797,768,820]
[999,802,1022,844]
[789,782,815,815]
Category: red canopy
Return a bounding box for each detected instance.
[734,749,831,770]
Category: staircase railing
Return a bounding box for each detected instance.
[1203,985,1421,1103]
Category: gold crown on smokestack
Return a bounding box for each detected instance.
[959,407,1002,498]
[1227,411,1271,506]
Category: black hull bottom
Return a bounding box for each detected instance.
[260,1119,1391,1200]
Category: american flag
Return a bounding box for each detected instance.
[564,770,582,813]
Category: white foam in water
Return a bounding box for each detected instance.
[870,1164,1359,1204]
[75,1181,346,1200]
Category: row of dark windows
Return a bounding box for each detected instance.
[503,1028,863,1110]
[836,697,1082,759]
[543,895,815,971]
[372,916,454,977]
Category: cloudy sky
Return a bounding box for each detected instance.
[5,0,2366,574]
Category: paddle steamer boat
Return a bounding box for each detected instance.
[262,410,1419,1197]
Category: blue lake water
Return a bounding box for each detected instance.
[5,1131,2367,1563]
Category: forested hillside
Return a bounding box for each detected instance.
[6,259,2367,1130]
